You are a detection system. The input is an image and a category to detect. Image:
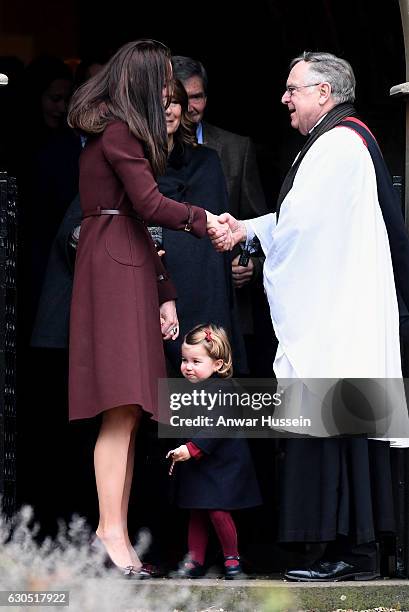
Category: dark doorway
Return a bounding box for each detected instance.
[1,0,406,575]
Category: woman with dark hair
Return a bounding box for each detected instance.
[67,39,225,576]
[23,55,74,138]
[154,79,246,373]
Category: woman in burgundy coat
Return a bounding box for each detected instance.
[67,40,227,576]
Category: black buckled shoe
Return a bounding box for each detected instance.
[177,560,206,579]
[224,555,246,580]
[284,559,379,582]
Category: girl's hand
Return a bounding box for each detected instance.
[166,445,191,462]
[166,445,191,475]
[160,300,179,340]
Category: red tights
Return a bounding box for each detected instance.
[188,509,239,567]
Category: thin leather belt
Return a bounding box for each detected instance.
[82,207,142,221]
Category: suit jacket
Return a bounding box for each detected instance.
[202,121,268,220]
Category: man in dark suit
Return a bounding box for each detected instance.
[172,56,274,373]
[172,56,267,218]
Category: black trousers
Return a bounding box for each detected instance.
[325,537,377,569]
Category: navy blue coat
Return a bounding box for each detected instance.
[174,378,262,510]
[158,143,247,375]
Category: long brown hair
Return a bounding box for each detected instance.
[68,39,172,176]
[170,79,197,148]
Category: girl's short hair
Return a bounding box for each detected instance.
[184,323,233,378]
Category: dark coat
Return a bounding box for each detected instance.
[175,378,262,510]
[69,121,206,421]
[31,193,82,349]
[20,129,82,338]
[202,122,268,335]
[158,143,247,375]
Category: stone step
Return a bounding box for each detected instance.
[121,577,409,611]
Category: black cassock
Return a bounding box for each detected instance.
[277,438,394,544]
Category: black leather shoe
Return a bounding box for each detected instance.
[224,555,246,580]
[284,559,379,582]
[177,560,206,578]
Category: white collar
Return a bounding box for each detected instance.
[309,113,328,134]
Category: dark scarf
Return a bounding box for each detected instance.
[276,102,357,220]
[167,140,191,170]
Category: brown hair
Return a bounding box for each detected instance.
[68,39,172,176]
[169,79,197,148]
[184,323,233,378]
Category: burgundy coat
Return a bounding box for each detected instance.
[69,121,206,421]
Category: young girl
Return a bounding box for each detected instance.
[166,323,262,579]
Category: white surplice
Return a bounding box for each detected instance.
[246,126,409,443]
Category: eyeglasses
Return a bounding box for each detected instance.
[284,83,321,96]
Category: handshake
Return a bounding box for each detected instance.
[205,212,247,252]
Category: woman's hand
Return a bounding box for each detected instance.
[208,212,247,252]
[206,210,234,251]
[159,300,179,340]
